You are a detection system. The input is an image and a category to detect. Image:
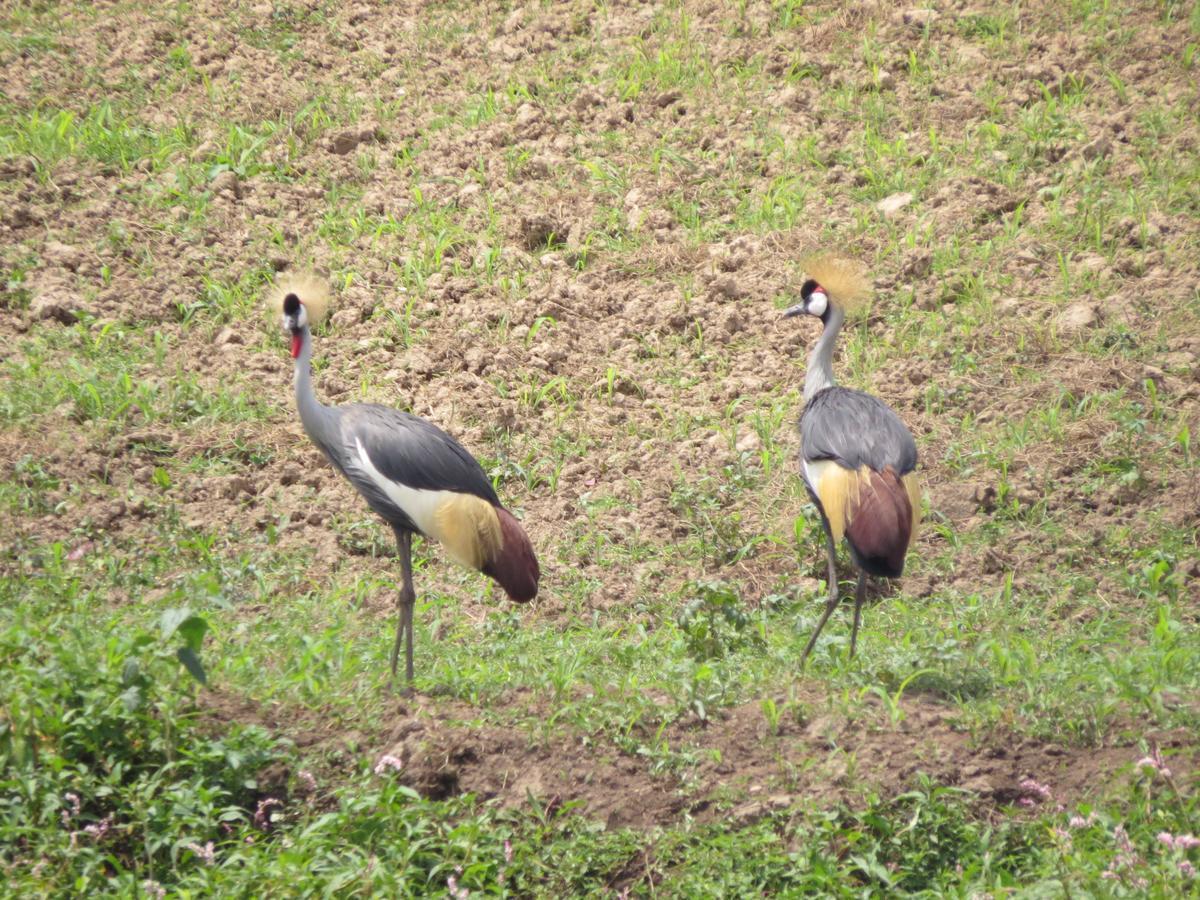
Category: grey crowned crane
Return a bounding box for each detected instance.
[271,275,539,686]
[782,257,921,665]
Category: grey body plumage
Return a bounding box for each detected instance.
[800,387,917,477]
[313,405,500,534]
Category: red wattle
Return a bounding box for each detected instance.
[290,332,303,358]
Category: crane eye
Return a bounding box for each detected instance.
[807,291,828,317]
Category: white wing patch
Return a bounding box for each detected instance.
[352,436,450,539]
[801,460,830,496]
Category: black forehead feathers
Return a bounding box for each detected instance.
[282,293,301,315]
[800,279,819,300]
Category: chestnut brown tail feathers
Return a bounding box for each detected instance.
[482,507,540,602]
[843,467,915,578]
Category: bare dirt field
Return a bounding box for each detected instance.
[2,0,1198,894]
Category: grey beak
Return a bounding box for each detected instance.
[782,303,806,318]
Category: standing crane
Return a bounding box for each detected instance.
[781,256,921,665]
[271,275,539,686]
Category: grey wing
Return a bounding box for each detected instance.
[338,405,501,504]
[800,387,917,474]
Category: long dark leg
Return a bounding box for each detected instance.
[849,571,867,659]
[800,527,841,666]
[389,529,416,687]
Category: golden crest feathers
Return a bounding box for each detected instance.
[801,254,872,313]
[267,273,331,326]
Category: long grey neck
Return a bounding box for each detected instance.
[293,326,339,446]
[803,306,844,402]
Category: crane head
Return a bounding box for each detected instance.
[281,293,308,357]
[782,255,871,321]
[782,279,828,320]
[267,274,330,358]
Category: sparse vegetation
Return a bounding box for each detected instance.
[2,0,1198,895]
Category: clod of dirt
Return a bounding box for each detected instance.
[719,308,746,338]
[328,308,361,330]
[99,500,126,527]
[515,103,541,128]
[572,87,604,112]
[219,476,256,499]
[1058,302,1101,333]
[456,182,482,204]
[734,431,760,453]
[1160,350,1196,374]
[898,8,939,28]
[707,274,745,301]
[519,213,568,250]
[901,250,933,280]
[604,103,634,128]
[1116,216,1163,248]
[1075,253,1108,274]
[42,240,84,271]
[328,126,379,155]
[212,171,241,198]
[29,279,88,324]
[1079,135,1112,161]
[1141,365,1166,388]
[876,192,914,217]
[972,483,998,513]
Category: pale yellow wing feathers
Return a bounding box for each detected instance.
[902,472,922,547]
[432,494,502,570]
[808,461,866,543]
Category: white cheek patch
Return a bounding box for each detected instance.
[808,292,828,317]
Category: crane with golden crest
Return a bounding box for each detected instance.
[269,275,539,687]
[781,256,921,664]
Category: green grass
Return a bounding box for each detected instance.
[2,0,1199,895]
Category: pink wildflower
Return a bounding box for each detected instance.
[1181,860,1197,879]
[254,797,283,830]
[1018,777,1052,803]
[446,873,469,899]
[1114,824,1135,853]
[373,754,403,775]
[83,814,114,842]
[61,792,82,827]
[66,542,92,561]
[1069,813,1096,829]
[1158,832,1200,851]
[504,839,513,865]
[185,841,215,865]
[1103,823,1146,884]
[1135,747,1172,779]
[297,770,318,793]
[141,881,166,900]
